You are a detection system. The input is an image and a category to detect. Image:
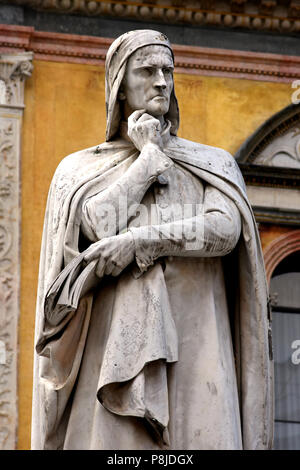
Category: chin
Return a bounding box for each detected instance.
[147,104,169,118]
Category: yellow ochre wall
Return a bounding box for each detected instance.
[19,59,293,449]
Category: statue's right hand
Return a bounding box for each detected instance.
[83,232,135,277]
[127,109,163,152]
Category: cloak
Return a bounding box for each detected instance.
[31,29,273,450]
[31,135,273,450]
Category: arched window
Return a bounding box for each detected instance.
[270,251,300,450]
[235,104,300,450]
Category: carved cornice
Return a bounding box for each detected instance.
[0,25,299,83]
[239,163,300,189]
[253,206,300,227]
[2,0,300,34]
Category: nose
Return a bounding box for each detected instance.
[154,69,167,89]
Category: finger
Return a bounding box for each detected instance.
[111,266,123,277]
[138,113,156,122]
[84,248,98,263]
[95,256,106,278]
[83,241,102,262]
[104,260,117,276]
[128,109,146,124]
[138,117,161,132]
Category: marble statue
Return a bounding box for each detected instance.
[31,30,273,450]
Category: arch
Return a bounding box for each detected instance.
[234,102,300,226]
[263,230,300,284]
[235,103,300,165]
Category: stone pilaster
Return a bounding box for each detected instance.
[0,52,33,449]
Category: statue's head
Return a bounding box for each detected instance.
[119,45,174,123]
[105,30,179,141]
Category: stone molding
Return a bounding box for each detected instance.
[0,53,33,107]
[0,51,33,449]
[0,24,300,83]
[2,0,300,35]
[238,164,300,189]
[263,229,300,283]
[253,206,300,227]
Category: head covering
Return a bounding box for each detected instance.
[105,30,180,141]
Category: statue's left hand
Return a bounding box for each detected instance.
[83,231,135,277]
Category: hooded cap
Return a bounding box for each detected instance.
[105,29,180,141]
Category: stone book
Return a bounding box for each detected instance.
[44,254,98,326]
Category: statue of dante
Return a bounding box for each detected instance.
[31,30,273,450]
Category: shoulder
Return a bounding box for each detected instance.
[49,138,135,201]
[55,144,103,176]
[54,138,133,179]
[46,144,106,207]
[171,136,235,163]
[169,136,246,192]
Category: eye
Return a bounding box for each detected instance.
[142,67,153,76]
[163,67,173,75]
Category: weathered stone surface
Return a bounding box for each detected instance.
[32,31,272,450]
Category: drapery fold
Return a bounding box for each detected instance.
[32,136,273,450]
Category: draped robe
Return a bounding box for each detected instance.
[31,135,273,450]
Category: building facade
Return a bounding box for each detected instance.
[0,0,299,450]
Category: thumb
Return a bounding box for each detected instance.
[83,241,101,262]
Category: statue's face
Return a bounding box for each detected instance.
[121,45,174,119]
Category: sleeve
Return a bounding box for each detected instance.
[129,184,242,274]
[81,144,174,242]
